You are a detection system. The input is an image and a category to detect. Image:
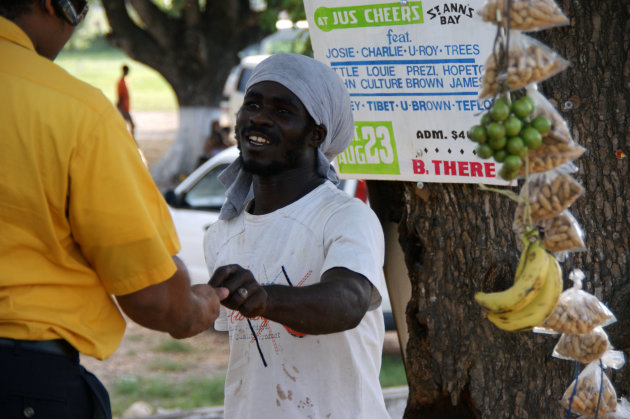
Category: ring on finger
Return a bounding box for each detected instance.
[237,287,248,299]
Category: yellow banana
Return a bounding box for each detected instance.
[487,253,563,332]
[474,239,550,313]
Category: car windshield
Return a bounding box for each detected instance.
[184,163,229,209]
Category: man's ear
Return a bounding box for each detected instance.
[40,0,56,16]
[310,124,327,148]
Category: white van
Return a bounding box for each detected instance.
[219,54,270,135]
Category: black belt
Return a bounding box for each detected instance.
[0,338,78,358]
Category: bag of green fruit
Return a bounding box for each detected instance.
[479,32,570,98]
[513,167,584,226]
[517,88,586,174]
[468,94,561,181]
[561,361,618,416]
[479,0,569,32]
[541,209,586,259]
[534,269,616,335]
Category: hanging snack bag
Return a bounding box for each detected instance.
[480,0,569,32]
[535,270,616,334]
[517,89,586,174]
[513,169,584,228]
[526,87,573,144]
[578,397,630,419]
[542,210,587,254]
[553,326,610,364]
[561,361,617,416]
[480,33,570,98]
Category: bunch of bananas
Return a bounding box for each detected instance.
[474,239,563,332]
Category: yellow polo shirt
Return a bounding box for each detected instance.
[0,17,180,359]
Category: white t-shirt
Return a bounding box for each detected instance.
[204,181,390,419]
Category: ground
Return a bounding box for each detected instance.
[80,111,401,403]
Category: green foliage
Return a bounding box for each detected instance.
[154,339,193,353]
[379,354,408,388]
[56,45,178,111]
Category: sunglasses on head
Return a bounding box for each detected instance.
[44,0,89,26]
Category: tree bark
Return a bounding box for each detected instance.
[376,1,630,417]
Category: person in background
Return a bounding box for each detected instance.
[0,1,227,418]
[197,119,232,167]
[117,64,135,138]
[206,53,391,419]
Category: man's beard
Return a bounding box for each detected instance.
[240,146,305,176]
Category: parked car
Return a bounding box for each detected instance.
[220,54,270,138]
[163,146,394,330]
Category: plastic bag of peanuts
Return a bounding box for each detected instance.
[479,0,569,32]
[542,210,587,256]
[479,32,569,98]
[578,398,630,418]
[561,361,618,416]
[517,88,586,175]
[552,326,610,364]
[534,270,616,335]
[513,168,584,228]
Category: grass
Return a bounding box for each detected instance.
[110,352,407,416]
[380,354,408,388]
[56,40,178,111]
[111,375,226,415]
[148,359,192,372]
[153,339,193,353]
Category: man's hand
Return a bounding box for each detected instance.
[209,264,268,318]
[116,256,229,339]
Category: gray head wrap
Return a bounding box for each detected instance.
[218,53,354,220]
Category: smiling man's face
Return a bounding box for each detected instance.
[235,81,317,177]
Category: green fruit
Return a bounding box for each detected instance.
[489,101,511,122]
[506,136,525,155]
[521,95,536,111]
[522,127,543,150]
[504,115,523,137]
[489,136,507,150]
[476,144,494,159]
[512,98,534,119]
[486,122,506,141]
[531,115,551,134]
[499,165,519,181]
[503,155,523,172]
[480,113,491,126]
[467,125,487,143]
[493,149,509,163]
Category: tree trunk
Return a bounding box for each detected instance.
[149,106,221,187]
[371,1,629,417]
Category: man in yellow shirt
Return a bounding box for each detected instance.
[0,1,228,417]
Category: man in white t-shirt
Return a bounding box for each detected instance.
[206,53,391,419]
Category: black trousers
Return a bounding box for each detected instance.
[0,340,112,419]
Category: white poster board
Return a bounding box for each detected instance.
[303,0,507,184]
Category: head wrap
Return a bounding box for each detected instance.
[218,53,354,220]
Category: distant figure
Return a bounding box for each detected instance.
[117,64,135,138]
[198,120,231,167]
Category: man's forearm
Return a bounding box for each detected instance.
[261,275,371,335]
[116,256,225,338]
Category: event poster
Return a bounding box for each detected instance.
[303,0,508,184]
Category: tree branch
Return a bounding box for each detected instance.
[128,0,174,49]
[182,0,201,27]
